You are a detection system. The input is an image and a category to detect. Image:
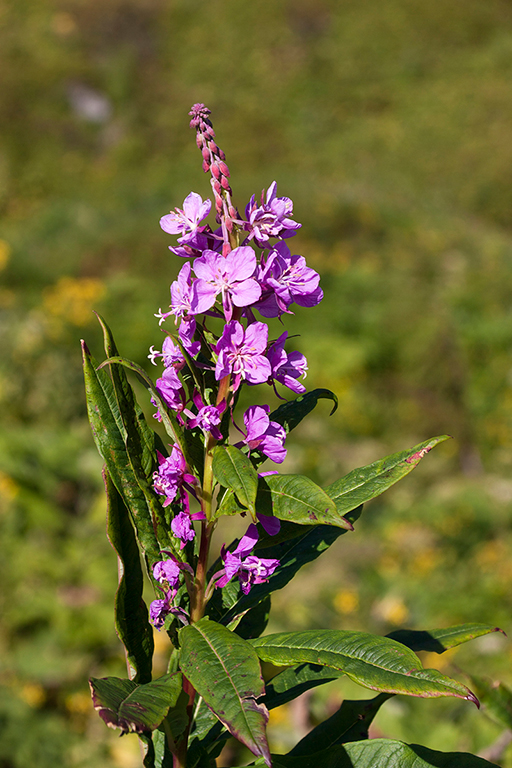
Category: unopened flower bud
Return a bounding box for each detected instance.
[218,161,230,177]
[221,176,231,191]
[202,159,210,173]
[211,162,221,180]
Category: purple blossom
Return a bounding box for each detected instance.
[150,592,173,629]
[244,182,301,247]
[170,262,195,318]
[191,247,261,321]
[148,336,185,367]
[160,192,211,247]
[171,510,196,548]
[256,512,281,536]
[215,321,271,391]
[242,405,287,464]
[267,332,308,394]
[153,447,196,507]
[178,315,200,357]
[155,366,185,413]
[254,241,323,318]
[153,559,181,587]
[216,524,280,595]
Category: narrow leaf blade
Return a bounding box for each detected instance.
[251,630,479,704]
[104,468,154,684]
[388,623,505,654]
[257,474,353,529]
[324,435,450,516]
[82,340,161,563]
[179,618,271,766]
[212,445,259,517]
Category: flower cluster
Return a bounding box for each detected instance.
[148,104,324,626]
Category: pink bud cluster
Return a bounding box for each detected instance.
[189,103,236,230]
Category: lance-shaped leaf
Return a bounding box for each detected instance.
[179,618,271,766]
[89,672,182,734]
[251,630,479,703]
[270,388,338,434]
[212,445,259,518]
[324,435,450,516]
[244,740,500,768]
[290,694,392,756]
[207,509,362,628]
[96,312,162,479]
[82,340,161,564]
[256,474,353,529]
[104,468,154,684]
[388,623,504,654]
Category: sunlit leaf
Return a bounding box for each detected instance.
[179,618,271,766]
[251,630,478,703]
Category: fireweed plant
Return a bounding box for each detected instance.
[82,105,503,768]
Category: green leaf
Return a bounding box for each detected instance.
[179,618,271,766]
[82,340,161,564]
[251,630,479,703]
[324,435,450,516]
[89,672,182,734]
[212,445,259,518]
[242,740,500,768]
[97,354,186,455]
[229,594,272,640]
[104,468,154,684]
[270,389,338,434]
[257,474,353,529]
[263,664,343,710]
[207,510,362,628]
[290,694,391,755]
[388,624,504,654]
[96,312,162,478]
[468,675,512,731]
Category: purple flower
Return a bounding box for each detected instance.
[254,242,323,318]
[171,510,196,548]
[150,593,173,629]
[256,512,281,536]
[160,192,211,247]
[242,405,287,464]
[244,182,301,247]
[216,524,280,595]
[267,332,308,394]
[148,336,185,367]
[215,320,271,391]
[170,262,196,318]
[178,315,201,357]
[153,446,196,507]
[153,559,181,587]
[192,247,261,321]
[155,366,185,413]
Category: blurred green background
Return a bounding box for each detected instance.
[2,0,512,765]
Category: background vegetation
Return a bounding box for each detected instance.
[2,0,512,764]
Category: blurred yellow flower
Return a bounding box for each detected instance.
[20,683,45,708]
[0,471,19,502]
[43,276,106,327]
[65,691,92,714]
[333,588,359,615]
[0,239,11,271]
[373,594,409,626]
